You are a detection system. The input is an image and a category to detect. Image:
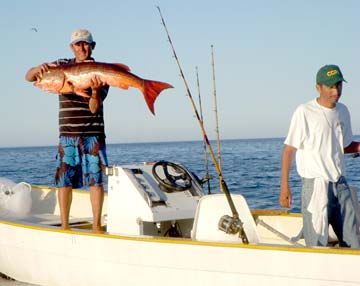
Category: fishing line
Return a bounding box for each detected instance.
[157,6,248,243]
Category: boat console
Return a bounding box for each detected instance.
[105,161,203,237]
[105,160,262,243]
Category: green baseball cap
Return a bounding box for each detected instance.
[316,65,346,87]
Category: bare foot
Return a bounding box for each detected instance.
[61,224,70,230]
[92,225,104,233]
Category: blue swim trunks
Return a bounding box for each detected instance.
[55,136,108,188]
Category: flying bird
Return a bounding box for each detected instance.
[30,27,38,32]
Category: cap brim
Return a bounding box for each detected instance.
[70,39,93,45]
[322,78,346,87]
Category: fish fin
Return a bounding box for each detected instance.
[119,83,129,90]
[114,63,131,72]
[59,80,75,94]
[67,85,90,98]
[142,80,173,115]
[59,81,90,98]
[74,88,91,98]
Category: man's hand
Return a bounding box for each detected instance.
[90,75,106,91]
[279,185,292,208]
[25,62,57,82]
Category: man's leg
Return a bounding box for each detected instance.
[58,186,73,230]
[301,178,324,246]
[333,178,360,248]
[90,185,104,232]
[81,136,107,232]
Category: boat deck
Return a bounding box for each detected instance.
[19,213,94,227]
[11,209,308,246]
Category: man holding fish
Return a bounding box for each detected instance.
[26,29,109,232]
[26,29,172,232]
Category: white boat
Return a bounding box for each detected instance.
[0,160,359,286]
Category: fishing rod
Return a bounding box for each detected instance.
[211,45,223,192]
[157,6,248,243]
[196,66,211,195]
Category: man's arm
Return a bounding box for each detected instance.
[89,75,108,114]
[279,144,297,208]
[25,63,54,82]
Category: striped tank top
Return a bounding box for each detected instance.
[56,58,109,137]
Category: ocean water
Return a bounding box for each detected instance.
[1,137,360,214]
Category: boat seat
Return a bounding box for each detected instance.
[191,194,260,243]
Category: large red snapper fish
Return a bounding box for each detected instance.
[33,61,173,115]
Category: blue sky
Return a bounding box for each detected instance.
[1,0,359,147]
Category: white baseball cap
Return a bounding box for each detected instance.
[70,29,94,45]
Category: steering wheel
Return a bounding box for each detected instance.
[152,161,192,192]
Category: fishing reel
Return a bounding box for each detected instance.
[218,215,249,244]
[200,174,214,185]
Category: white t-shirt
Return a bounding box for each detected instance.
[285,98,353,182]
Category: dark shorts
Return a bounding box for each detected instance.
[55,136,108,188]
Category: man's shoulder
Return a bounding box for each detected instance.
[54,58,75,65]
[295,99,316,113]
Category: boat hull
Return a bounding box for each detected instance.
[0,219,359,286]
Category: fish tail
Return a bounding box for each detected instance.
[142,80,173,115]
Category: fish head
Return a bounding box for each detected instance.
[34,69,65,94]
